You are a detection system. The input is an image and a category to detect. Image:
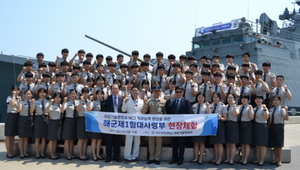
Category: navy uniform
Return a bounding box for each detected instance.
[106,72,117,86]
[168,73,184,87]
[225,104,239,144]
[33,99,49,138]
[65,83,84,97]
[62,100,79,140]
[182,80,198,103]
[90,99,104,139]
[268,106,286,147]
[19,82,36,100]
[163,89,175,100]
[237,104,253,145]
[139,71,152,90]
[209,102,227,144]
[47,102,62,141]
[269,86,291,107]
[253,105,269,146]
[152,75,168,92]
[77,99,89,140]
[5,95,19,137]
[198,83,212,102]
[81,71,94,85]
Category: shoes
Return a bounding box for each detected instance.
[35,156,40,159]
[258,163,264,166]
[97,156,104,160]
[24,154,30,157]
[105,156,112,163]
[66,157,72,161]
[190,160,198,163]
[6,154,14,159]
[177,160,183,165]
[113,157,122,162]
[79,157,89,161]
[277,163,282,166]
[40,156,46,159]
[147,160,155,164]
[50,156,60,160]
[71,156,77,159]
[241,162,248,165]
[214,162,221,165]
[93,157,98,161]
[198,162,203,165]
[155,160,160,165]
[169,159,178,164]
[229,162,234,165]
[19,156,25,159]
[270,162,277,165]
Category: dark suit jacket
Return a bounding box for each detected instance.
[166,97,192,114]
[103,95,124,113]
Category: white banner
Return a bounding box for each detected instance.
[85,111,218,137]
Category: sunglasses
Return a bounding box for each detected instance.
[175,91,182,93]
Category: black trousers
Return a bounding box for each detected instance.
[171,137,185,161]
[106,134,121,157]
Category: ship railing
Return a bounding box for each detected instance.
[245,19,261,34]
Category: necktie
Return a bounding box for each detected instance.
[27,84,30,90]
[46,83,49,90]
[215,84,218,92]
[73,101,77,118]
[263,74,266,81]
[227,86,231,94]
[196,103,201,114]
[271,107,277,124]
[175,99,179,114]
[159,76,163,86]
[238,86,245,105]
[167,66,172,77]
[183,82,188,98]
[276,87,280,95]
[203,83,207,94]
[255,82,258,89]
[59,83,62,92]
[41,100,45,118]
[145,72,148,81]
[74,84,77,93]
[27,100,31,120]
[174,74,177,83]
[238,105,245,122]
[227,105,230,112]
[87,72,90,78]
[64,74,68,82]
[169,89,173,95]
[253,106,259,122]
[212,103,217,113]
[112,74,115,83]
[113,96,118,112]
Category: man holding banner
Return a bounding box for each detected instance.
[142,86,166,165]
[166,86,193,165]
[121,86,144,162]
[103,84,124,163]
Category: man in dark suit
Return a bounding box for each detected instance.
[166,86,192,165]
[103,84,124,163]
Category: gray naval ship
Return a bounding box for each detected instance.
[186,1,300,114]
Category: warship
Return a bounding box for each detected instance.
[1,1,300,122]
[185,1,300,115]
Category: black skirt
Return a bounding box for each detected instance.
[18,116,33,138]
[77,117,89,139]
[47,120,61,141]
[5,113,18,136]
[253,123,268,146]
[192,136,206,143]
[62,118,77,140]
[239,122,253,144]
[91,132,104,140]
[209,120,225,144]
[268,124,284,147]
[34,116,48,138]
[225,121,239,144]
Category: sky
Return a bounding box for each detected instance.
[0,0,295,63]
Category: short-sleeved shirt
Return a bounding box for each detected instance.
[106,72,117,86]
[182,81,198,102]
[253,105,269,123]
[168,73,184,87]
[19,100,31,116]
[145,97,166,114]
[6,96,18,113]
[262,72,276,89]
[269,106,286,124]
[255,81,268,99]
[91,100,102,111]
[152,75,167,91]
[163,89,175,100]
[64,100,79,118]
[19,83,36,99]
[237,104,253,122]
[82,71,94,85]
[20,71,37,82]
[65,83,84,97]
[51,82,64,95]
[210,102,227,117]
[226,104,238,122]
[192,103,208,114]
[34,99,50,115]
[152,62,167,76]
[38,82,51,91]
[198,83,212,102]
[78,99,89,117]
[226,84,240,97]
[139,71,152,90]
[270,86,290,106]
[237,86,253,104]
[49,103,61,120]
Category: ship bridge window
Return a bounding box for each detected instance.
[211,39,221,46]
[201,40,210,47]
[193,43,200,49]
[245,36,256,43]
[221,37,231,44]
[233,35,243,43]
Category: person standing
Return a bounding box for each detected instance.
[166,86,193,165]
[253,95,269,166]
[268,96,289,167]
[269,75,292,108]
[122,86,144,161]
[5,86,20,158]
[103,84,124,163]
[142,86,166,165]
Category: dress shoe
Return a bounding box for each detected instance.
[269,162,277,165]
[229,162,234,165]
[79,157,89,161]
[49,156,60,160]
[169,159,178,164]
[105,156,112,163]
[241,162,248,165]
[19,156,25,159]
[113,157,122,162]
[6,154,14,159]
[177,160,183,165]
[97,156,104,160]
[24,154,30,157]
[147,160,155,164]
[198,162,203,165]
[35,156,40,159]
[258,163,264,166]
[214,162,221,165]
[40,156,46,159]
[155,160,160,165]
[277,162,282,166]
[65,157,72,161]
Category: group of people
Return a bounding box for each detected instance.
[5,49,292,167]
